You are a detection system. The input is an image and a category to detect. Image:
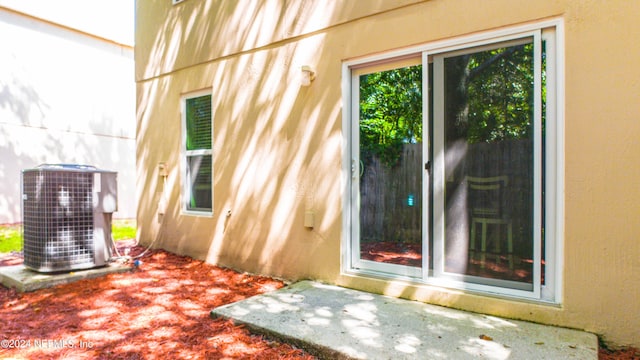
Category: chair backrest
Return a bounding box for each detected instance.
[466,176,509,219]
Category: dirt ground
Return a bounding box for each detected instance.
[0,243,315,359]
[0,243,637,359]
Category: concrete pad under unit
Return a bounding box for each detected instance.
[211,281,598,360]
[0,263,132,292]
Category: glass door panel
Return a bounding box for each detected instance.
[434,40,537,289]
[353,60,424,277]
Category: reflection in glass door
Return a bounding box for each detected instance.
[351,58,425,278]
[432,37,541,291]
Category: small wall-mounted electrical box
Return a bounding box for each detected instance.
[158,162,168,177]
[304,210,315,229]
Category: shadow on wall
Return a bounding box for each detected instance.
[136,0,391,281]
[0,54,136,224]
[133,1,472,349]
[0,5,136,224]
[0,74,49,224]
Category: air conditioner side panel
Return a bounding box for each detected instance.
[95,172,118,213]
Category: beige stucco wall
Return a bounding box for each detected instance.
[136,0,640,348]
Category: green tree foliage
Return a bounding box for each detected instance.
[359,65,422,166]
[359,41,538,167]
[464,44,534,143]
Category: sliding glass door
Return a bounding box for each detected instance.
[346,24,558,300]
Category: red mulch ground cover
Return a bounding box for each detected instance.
[0,243,637,360]
[599,348,640,360]
[0,244,316,359]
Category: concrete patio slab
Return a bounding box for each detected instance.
[0,263,132,292]
[211,280,598,359]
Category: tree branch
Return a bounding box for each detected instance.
[468,45,521,80]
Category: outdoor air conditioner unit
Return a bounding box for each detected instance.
[21,164,118,273]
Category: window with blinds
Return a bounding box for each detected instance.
[186,96,212,151]
[183,92,212,213]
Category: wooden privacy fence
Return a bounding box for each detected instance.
[360,144,423,244]
[359,140,533,257]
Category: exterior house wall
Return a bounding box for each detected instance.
[135,0,640,347]
[0,6,136,223]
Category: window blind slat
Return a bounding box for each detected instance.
[186,95,212,150]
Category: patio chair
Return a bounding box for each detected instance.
[467,175,514,269]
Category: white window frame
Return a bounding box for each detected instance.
[349,56,424,280]
[342,19,564,303]
[181,89,213,216]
